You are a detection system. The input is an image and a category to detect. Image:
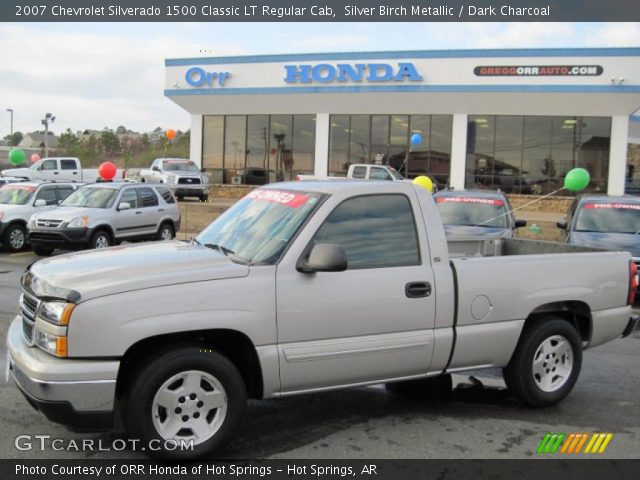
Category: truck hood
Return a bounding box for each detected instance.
[570,231,640,258]
[443,225,512,238]
[1,167,32,178]
[24,241,249,302]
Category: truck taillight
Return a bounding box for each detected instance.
[295,175,300,181]
[628,261,638,305]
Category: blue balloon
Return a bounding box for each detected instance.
[410,133,423,146]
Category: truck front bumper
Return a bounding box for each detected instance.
[170,185,209,197]
[6,316,119,430]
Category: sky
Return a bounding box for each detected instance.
[0,22,638,137]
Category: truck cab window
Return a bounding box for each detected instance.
[40,160,57,171]
[60,160,77,170]
[312,194,420,269]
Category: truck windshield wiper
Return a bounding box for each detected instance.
[204,243,235,256]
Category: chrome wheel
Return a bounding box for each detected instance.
[9,227,25,250]
[151,370,228,445]
[532,335,573,393]
[160,227,173,240]
[94,234,110,248]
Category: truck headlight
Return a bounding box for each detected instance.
[67,215,89,228]
[202,175,209,184]
[0,211,4,221]
[37,301,75,326]
[165,176,176,185]
[34,329,67,357]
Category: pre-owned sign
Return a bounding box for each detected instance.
[474,65,603,76]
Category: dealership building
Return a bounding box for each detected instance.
[164,47,640,195]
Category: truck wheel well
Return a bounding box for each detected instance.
[524,301,592,344]
[116,330,263,400]
[93,225,115,241]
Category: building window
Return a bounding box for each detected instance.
[202,115,316,184]
[329,114,453,185]
[466,115,611,194]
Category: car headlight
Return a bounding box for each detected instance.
[0,211,4,221]
[34,329,68,357]
[37,301,75,326]
[29,218,36,227]
[67,215,89,228]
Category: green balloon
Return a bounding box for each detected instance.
[564,168,590,192]
[8,148,26,166]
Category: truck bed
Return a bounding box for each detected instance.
[447,237,603,258]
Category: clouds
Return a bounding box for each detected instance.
[0,22,638,138]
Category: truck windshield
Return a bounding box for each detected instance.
[61,187,117,209]
[195,189,325,265]
[575,203,640,234]
[435,197,508,228]
[0,185,36,205]
[163,161,199,172]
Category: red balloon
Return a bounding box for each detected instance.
[166,129,176,140]
[270,148,277,155]
[98,161,117,181]
[30,154,41,163]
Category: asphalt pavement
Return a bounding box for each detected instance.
[0,250,638,459]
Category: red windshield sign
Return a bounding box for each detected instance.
[436,197,504,206]
[584,203,640,210]
[247,189,309,208]
[7,185,35,192]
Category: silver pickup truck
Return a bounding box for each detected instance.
[6,181,637,458]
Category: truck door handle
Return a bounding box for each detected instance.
[158,208,165,212]
[53,171,59,175]
[405,282,431,298]
[72,172,78,175]
[135,211,143,214]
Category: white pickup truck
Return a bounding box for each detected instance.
[6,181,637,458]
[297,163,405,181]
[140,158,210,201]
[1,157,125,183]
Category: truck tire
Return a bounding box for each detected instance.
[200,195,209,203]
[32,245,54,256]
[157,222,175,241]
[123,347,246,459]
[386,374,452,399]
[90,229,112,249]
[2,223,26,252]
[503,317,582,407]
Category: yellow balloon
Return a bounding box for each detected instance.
[412,175,433,192]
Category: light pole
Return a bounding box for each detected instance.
[41,112,55,157]
[6,109,13,147]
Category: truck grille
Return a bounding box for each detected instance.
[177,177,201,185]
[36,219,63,228]
[20,292,39,345]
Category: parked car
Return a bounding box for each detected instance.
[0,182,80,252]
[27,183,181,255]
[434,190,526,238]
[557,194,640,270]
[0,176,24,187]
[296,163,405,181]
[1,157,125,183]
[7,180,637,458]
[140,158,209,201]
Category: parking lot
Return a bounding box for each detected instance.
[0,249,639,459]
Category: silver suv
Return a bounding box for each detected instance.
[0,182,80,252]
[28,183,181,256]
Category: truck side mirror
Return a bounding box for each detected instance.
[556,220,568,230]
[34,199,47,207]
[152,166,160,172]
[118,202,131,211]
[297,243,348,273]
[515,219,527,228]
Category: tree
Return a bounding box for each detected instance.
[58,129,79,154]
[100,128,120,157]
[3,131,23,147]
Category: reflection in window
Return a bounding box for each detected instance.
[270,115,293,182]
[203,116,224,183]
[312,195,420,269]
[466,115,610,194]
[292,115,316,178]
[329,115,350,175]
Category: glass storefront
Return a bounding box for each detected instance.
[203,114,316,184]
[329,114,453,186]
[466,115,611,194]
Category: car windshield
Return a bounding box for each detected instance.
[435,197,508,228]
[575,202,640,234]
[195,189,325,265]
[163,160,199,172]
[61,187,117,209]
[0,185,36,205]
